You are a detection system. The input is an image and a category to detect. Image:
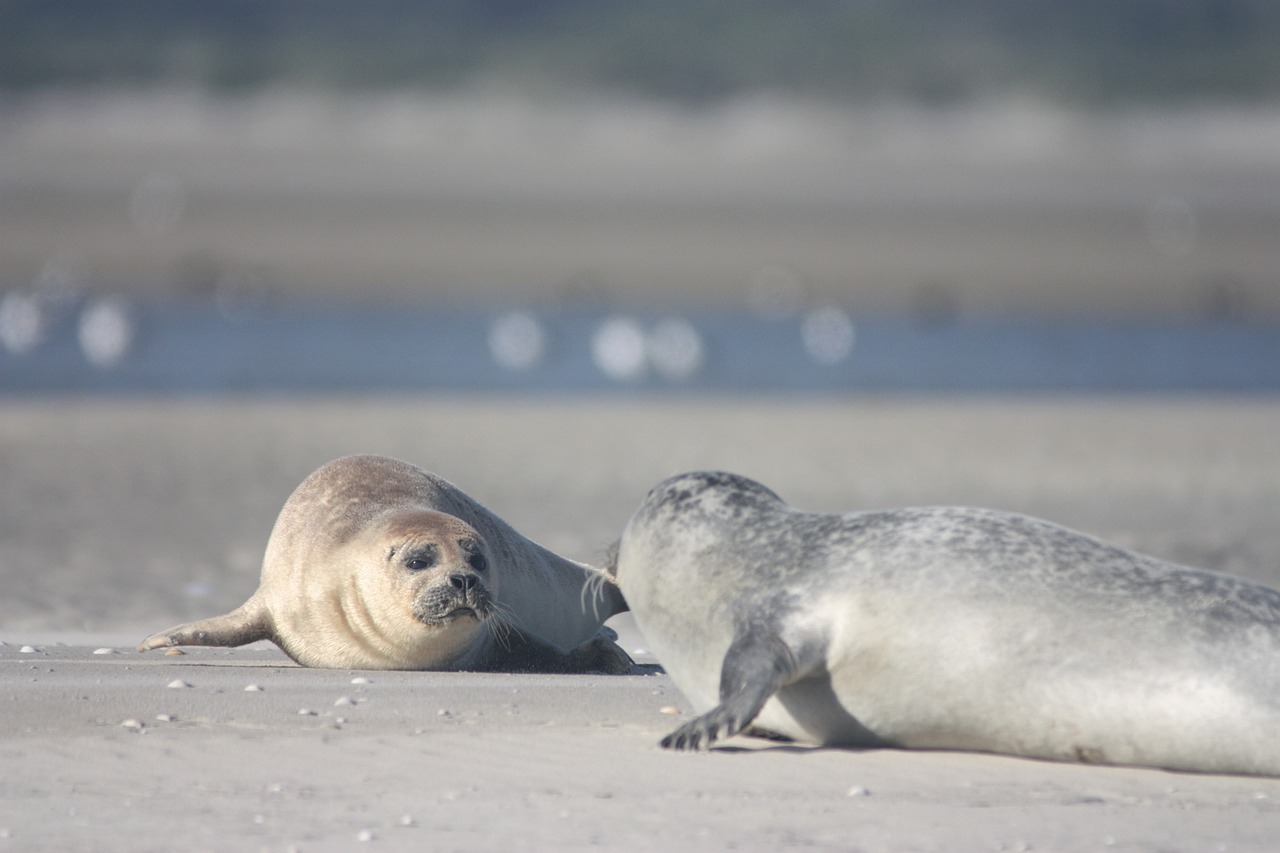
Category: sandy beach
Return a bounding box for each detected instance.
[2,396,1280,850]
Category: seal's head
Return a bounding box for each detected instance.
[311,508,503,669]
[608,470,786,585]
[633,471,785,528]
[647,470,781,507]
[382,510,494,628]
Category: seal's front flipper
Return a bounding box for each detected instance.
[661,631,798,750]
[136,600,273,652]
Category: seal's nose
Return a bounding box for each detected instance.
[449,573,479,591]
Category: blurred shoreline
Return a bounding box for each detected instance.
[2,300,1279,395]
[4,89,1279,319]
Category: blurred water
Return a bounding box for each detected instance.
[0,301,1276,395]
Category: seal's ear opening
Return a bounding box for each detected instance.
[457,537,488,572]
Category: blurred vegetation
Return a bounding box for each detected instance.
[2,0,1279,105]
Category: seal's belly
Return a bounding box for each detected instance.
[758,646,1280,775]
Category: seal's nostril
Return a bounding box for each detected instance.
[450,573,477,591]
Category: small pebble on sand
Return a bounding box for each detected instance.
[244,684,264,692]
[298,708,317,716]
[19,646,39,654]
[92,648,116,655]
[164,648,185,656]
[659,706,681,715]
[120,718,144,731]
[351,676,372,685]
[167,679,192,689]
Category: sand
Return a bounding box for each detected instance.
[3,396,1280,850]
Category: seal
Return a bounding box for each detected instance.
[139,454,631,673]
[609,470,1280,776]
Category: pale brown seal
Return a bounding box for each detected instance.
[139,455,630,672]
[609,470,1280,776]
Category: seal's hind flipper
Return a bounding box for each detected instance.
[660,630,799,750]
[472,627,636,673]
[136,600,272,652]
[565,629,635,674]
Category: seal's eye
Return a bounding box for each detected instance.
[468,553,488,572]
[403,544,439,571]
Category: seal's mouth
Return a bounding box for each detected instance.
[412,588,493,627]
[441,607,479,621]
[414,606,487,626]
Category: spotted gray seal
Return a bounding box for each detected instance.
[609,470,1280,775]
[139,455,631,672]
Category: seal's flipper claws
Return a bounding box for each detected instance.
[136,632,176,652]
[659,630,798,750]
[661,706,750,750]
[136,602,272,653]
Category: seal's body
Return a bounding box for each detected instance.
[611,471,1280,775]
[140,455,630,672]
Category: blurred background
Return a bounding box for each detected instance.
[2,0,1279,393]
[3,2,1280,639]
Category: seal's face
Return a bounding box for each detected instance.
[399,535,493,626]
[330,508,504,669]
[377,511,495,630]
